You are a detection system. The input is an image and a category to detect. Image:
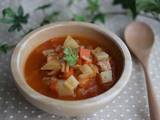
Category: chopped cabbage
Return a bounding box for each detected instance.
[41,59,61,71]
[57,80,74,96]
[63,36,79,48]
[64,75,79,90]
[100,70,112,83]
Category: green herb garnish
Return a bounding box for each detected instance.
[63,47,78,66]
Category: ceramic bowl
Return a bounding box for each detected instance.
[11,22,132,116]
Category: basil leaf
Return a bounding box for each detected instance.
[18,6,24,16]
[63,47,78,66]
[19,14,29,23]
[16,24,22,31]
[2,8,16,17]
[8,24,18,32]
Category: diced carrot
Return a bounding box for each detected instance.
[63,68,74,79]
[79,47,91,59]
[50,81,58,96]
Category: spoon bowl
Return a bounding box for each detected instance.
[124,21,154,62]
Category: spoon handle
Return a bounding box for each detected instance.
[143,64,160,120]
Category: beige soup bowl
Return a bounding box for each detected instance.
[11,22,132,116]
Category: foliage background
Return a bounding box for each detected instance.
[0,0,160,54]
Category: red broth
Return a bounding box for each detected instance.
[24,36,116,100]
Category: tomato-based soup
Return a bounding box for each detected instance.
[24,36,116,100]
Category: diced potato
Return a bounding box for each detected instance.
[79,64,94,74]
[94,51,109,61]
[98,60,111,71]
[41,59,61,71]
[92,47,109,61]
[100,70,112,83]
[78,64,96,80]
[63,36,79,48]
[64,75,79,90]
[56,80,74,96]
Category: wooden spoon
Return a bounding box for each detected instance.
[124,21,160,120]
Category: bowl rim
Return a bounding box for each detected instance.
[11,21,132,108]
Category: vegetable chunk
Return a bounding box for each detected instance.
[98,60,111,71]
[93,51,109,61]
[63,36,79,48]
[64,75,79,90]
[57,80,74,97]
[92,47,102,53]
[100,70,112,83]
[42,49,55,56]
[41,59,61,71]
[79,64,94,74]
[27,35,115,100]
[92,47,109,61]
[63,47,78,66]
[79,47,91,61]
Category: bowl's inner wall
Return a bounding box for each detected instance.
[19,24,124,84]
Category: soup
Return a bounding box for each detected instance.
[24,36,117,100]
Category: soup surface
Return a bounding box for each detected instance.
[24,36,117,100]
